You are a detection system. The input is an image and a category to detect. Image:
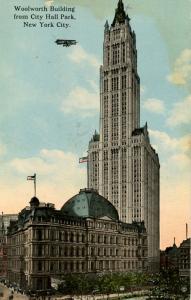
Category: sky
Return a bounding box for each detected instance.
[0,0,191,249]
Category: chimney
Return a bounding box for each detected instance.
[186,223,188,240]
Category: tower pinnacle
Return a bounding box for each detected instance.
[112,0,130,26]
[104,20,109,31]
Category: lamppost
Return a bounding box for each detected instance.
[118,286,124,300]
[181,286,188,300]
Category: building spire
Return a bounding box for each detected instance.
[104,20,109,32]
[112,0,130,27]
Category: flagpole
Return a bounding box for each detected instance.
[34,173,36,197]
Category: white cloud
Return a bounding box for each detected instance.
[143,98,165,114]
[68,45,100,69]
[167,95,191,127]
[61,85,99,116]
[167,49,191,85]
[149,129,178,151]
[9,157,54,175]
[1,149,86,212]
[149,129,191,154]
[9,149,85,178]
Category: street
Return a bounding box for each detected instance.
[0,283,28,300]
[0,284,150,300]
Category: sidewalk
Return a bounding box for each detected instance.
[51,290,150,300]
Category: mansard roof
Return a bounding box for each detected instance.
[120,221,146,233]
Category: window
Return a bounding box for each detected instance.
[64,262,68,271]
[82,234,85,243]
[112,44,120,65]
[76,233,79,243]
[104,79,108,92]
[91,247,95,256]
[70,262,73,271]
[98,235,101,243]
[37,230,42,241]
[37,278,43,290]
[38,261,42,271]
[59,261,62,271]
[50,246,54,256]
[91,235,95,243]
[91,261,95,270]
[70,247,74,257]
[82,262,85,271]
[50,230,55,241]
[70,232,74,242]
[82,248,85,257]
[122,42,125,63]
[107,46,110,65]
[64,232,68,242]
[38,245,43,257]
[122,75,126,89]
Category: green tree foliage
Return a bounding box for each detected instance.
[148,269,190,298]
[59,272,149,295]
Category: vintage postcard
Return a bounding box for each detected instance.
[0,0,190,298]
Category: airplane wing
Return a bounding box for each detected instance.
[55,39,77,47]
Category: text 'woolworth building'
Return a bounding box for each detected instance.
[87,0,160,270]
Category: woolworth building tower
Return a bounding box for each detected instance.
[87,0,160,270]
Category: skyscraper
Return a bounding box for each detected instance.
[87,0,160,270]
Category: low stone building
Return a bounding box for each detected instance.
[160,242,179,270]
[0,214,18,234]
[0,222,6,279]
[160,238,190,281]
[7,188,148,292]
[178,238,190,278]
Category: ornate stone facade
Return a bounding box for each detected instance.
[7,189,147,292]
[0,214,17,279]
[87,0,160,270]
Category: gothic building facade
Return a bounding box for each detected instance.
[87,0,160,269]
[7,190,147,292]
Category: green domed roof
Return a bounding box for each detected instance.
[61,189,119,221]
